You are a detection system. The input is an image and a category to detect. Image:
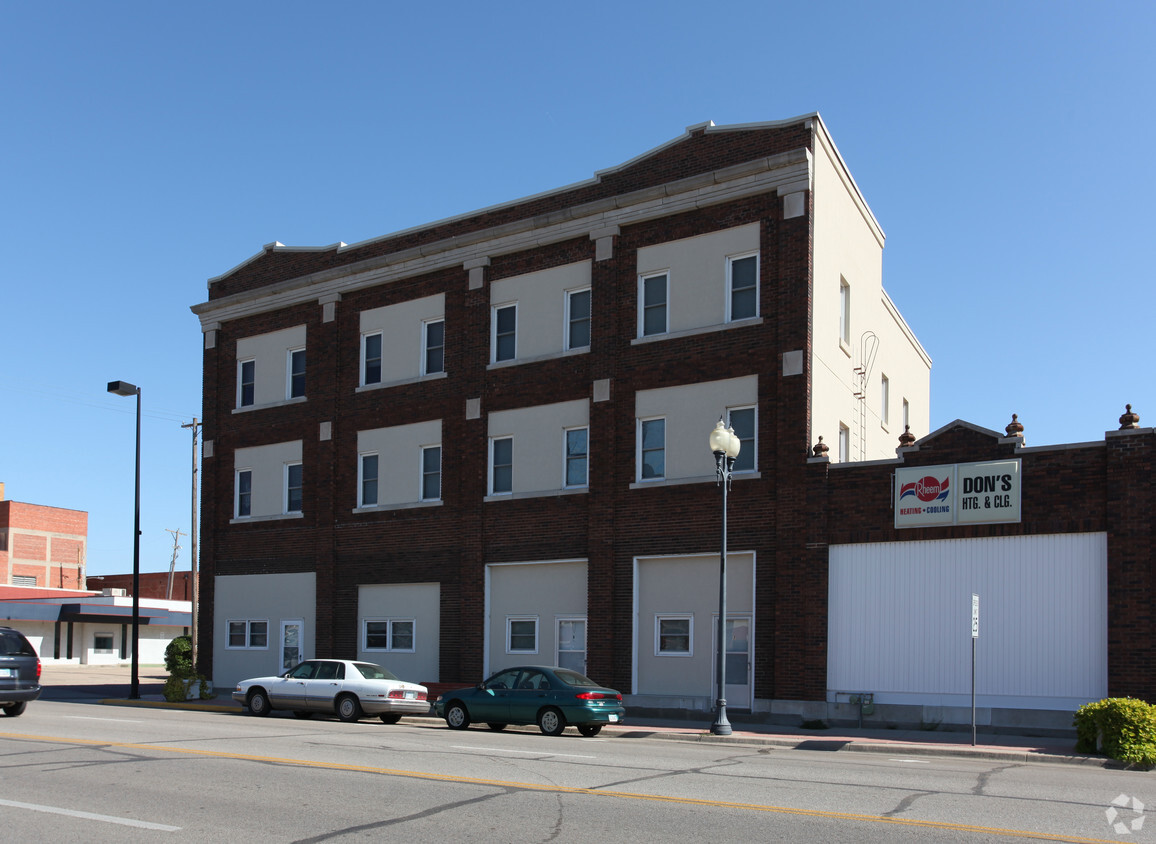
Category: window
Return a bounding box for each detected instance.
[640,273,667,337]
[727,407,756,472]
[881,374,890,427]
[362,333,382,386]
[639,418,665,480]
[565,427,588,488]
[903,398,910,430]
[227,619,268,649]
[364,619,415,652]
[423,319,445,375]
[728,253,758,321]
[238,359,255,407]
[421,445,441,501]
[287,348,306,399]
[839,278,851,346]
[493,304,517,362]
[490,437,513,494]
[94,633,114,654]
[656,616,692,655]
[285,463,303,513]
[838,424,850,463]
[235,469,252,518]
[359,454,378,508]
[507,617,538,653]
[566,288,591,350]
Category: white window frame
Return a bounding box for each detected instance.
[506,616,539,654]
[363,618,416,653]
[284,462,303,514]
[726,405,757,473]
[881,374,890,428]
[726,252,760,322]
[564,426,588,489]
[655,615,693,657]
[489,436,513,495]
[235,468,252,519]
[422,318,445,375]
[358,452,379,509]
[492,303,518,363]
[237,359,255,407]
[361,332,383,386]
[637,417,666,482]
[421,444,442,502]
[639,272,668,337]
[565,287,592,351]
[838,423,850,463]
[902,398,910,431]
[286,347,306,400]
[839,278,851,349]
[226,619,269,650]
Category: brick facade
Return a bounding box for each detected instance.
[0,500,88,590]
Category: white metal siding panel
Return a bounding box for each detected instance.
[828,534,1107,709]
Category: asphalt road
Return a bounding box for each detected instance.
[0,700,1148,842]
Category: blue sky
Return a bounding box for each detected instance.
[2,1,1152,577]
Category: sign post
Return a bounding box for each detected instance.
[971,593,979,746]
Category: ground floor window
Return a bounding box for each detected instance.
[227,619,269,649]
[363,618,415,652]
[507,617,538,654]
[93,633,114,654]
[656,616,692,655]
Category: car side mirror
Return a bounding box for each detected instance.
[476,682,486,691]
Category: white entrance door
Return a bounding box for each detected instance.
[714,616,751,709]
[556,618,586,673]
[281,620,304,672]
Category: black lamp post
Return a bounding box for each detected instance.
[107,380,141,700]
[708,416,740,736]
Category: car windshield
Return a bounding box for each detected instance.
[354,662,398,681]
[553,668,599,687]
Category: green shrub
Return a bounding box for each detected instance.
[1073,697,1156,767]
[162,635,212,701]
[164,636,193,675]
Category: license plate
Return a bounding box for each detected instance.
[608,714,619,722]
[0,668,12,678]
[405,691,415,699]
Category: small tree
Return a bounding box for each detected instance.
[163,636,212,702]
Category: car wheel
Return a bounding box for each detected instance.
[2,701,27,717]
[486,723,507,731]
[379,713,402,724]
[292,711,313,719]
[577,724,602,737]
[445,701,470,730]
[336,694,363,723]
[247,689,271,716]
[538,707,565,736]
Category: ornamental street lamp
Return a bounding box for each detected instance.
[708,416,740,736]
[107,380,142,700]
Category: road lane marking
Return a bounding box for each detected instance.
[63,716,143,723]
[889,758,930,763]
[0,732,1118,843]
[452,745,596,759]
[0,798,180,831]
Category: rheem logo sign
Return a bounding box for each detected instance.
[895,460,1021,528]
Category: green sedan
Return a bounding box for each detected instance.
[433,665,625,736]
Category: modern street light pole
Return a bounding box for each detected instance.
[708,416,740,736]
[107,380,142,700]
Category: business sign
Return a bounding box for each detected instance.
[895,459,1021,528]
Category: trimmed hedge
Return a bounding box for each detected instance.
[162,636,213,702]
[1073,697,1156,767]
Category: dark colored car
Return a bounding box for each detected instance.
[433,665,625,736]
[0,627,42,717]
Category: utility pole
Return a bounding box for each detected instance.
[165,528,185,599]
[181,419,201,667]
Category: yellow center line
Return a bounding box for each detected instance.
[0,732,1117,843]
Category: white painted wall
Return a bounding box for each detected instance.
[357,582,440,684]
[213,572,316,689]
[357,420,442,508]
[235,324,307,407]
[485,560,587,677]
[828,533,1108,710]
[490,262,591,361]
[360,293,444,384]
[487,400,589,494]
[233,440,303,519]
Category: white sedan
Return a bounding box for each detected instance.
[233,659,429,723]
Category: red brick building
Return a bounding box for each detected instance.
[192,115,1151,729]
[0,486,87,590]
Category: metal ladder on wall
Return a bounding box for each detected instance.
[852,331,879,462]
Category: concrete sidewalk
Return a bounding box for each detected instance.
[35,664,1105,768]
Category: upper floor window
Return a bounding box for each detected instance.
[288,348,306,399]
[238,360,255,407]
[423,319,445,375]
[727,407,756,473]
[638,418,666,481]
[285,463,303,513]
[421,445,442,501]
[493,304,517,362]
[235,469,252,518]
[881,374,890,427]
[902,398,910,430]
[640,273,668,337]
[359,453,379,508]
[839,278,851,347]
[565,427,588,488]
[490,437,513,494]
[838,423,850,463]
[362,333,382,386]
[566,288,591,350]
[727,254,758,321]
